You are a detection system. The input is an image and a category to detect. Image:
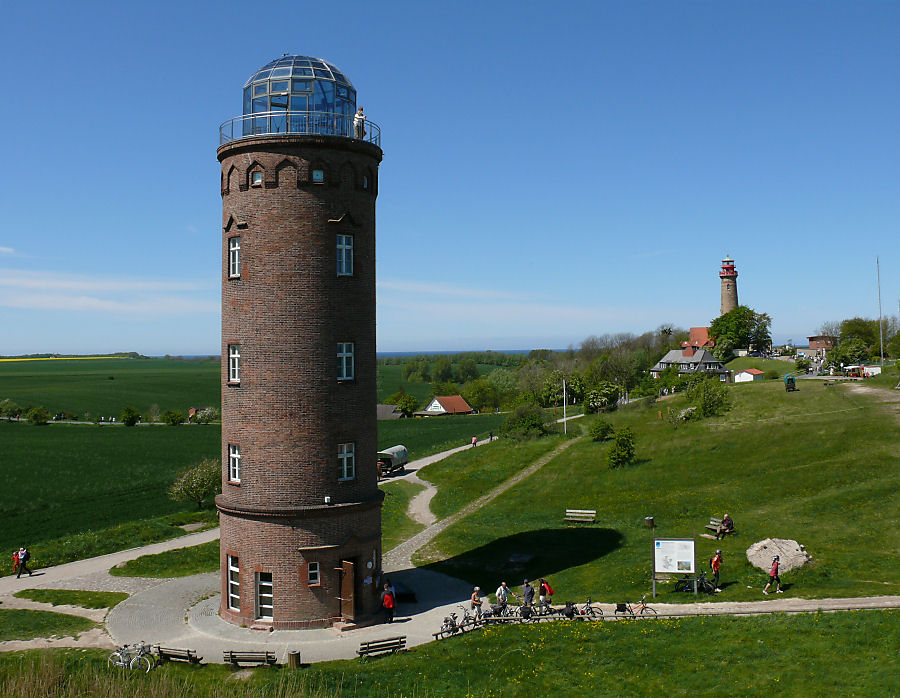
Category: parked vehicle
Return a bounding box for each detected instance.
[377,445,409,478]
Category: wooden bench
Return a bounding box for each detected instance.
[565,509,596,523]
[357,636,407,658]
[222,650,277,666]
[154,646,202,664]
[704,517,735,537]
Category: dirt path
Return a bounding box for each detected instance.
[844,382,900,423]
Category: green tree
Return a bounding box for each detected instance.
[433,357,454,383]
[395,394,419,417]
[887,331,900,359]
[194,407,220,424]
[455,358,479,383]
[825,338,869,369]
[839,317,878,346]
[161,409,185,426]
[502,404,551,440]
[168,458,220,510]
[26,406,51,425]
[709,306,772,360]
[794,357,811,373]
[121,406,141,427]
[686,378,733,417]
[583,382,620,414]
[0,399,21,421]
[589,418,614,442]
[461,378,499,412]
[608,427,636,468]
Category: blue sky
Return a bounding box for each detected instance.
[1,1,897,354]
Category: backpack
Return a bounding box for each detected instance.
[383,593,394,609]
[21,551,30,563]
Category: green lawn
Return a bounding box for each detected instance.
[380,480,425,551]
[13,589,128,610]
[416,381,900,604]
[0,421,220,557]
[0,610,97,642]
[420,436,565,519]
[0,611,895,696]
[726,355,796,377]
[377,413,506,458]
[0,357,221,418]
[109,540,220,577]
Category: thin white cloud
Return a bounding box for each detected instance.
[0,247,13,255]
[0,268,212,293]
[2,293,218,315]
[377,279,534,301]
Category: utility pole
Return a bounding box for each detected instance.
[877,257,884,367]
[562,378,567,435]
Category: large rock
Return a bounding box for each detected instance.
[746,538,811,573]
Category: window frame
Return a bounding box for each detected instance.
[228,236,241,278]
[228,344,241,383]
[256,572,273,619]
[338,442,356,481]
[228,444,241,483]
[337,342,354,381]
[251,171,263,187]
[336,234,353,276]
[307,561,320,587]
[312,168,324,183]
[227,555,240,611]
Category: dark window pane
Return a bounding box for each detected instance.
[292,80,311,92]
[272,67,290,77]
[252,97,268,114]
[294,59,311,67]
[310,60,326,68]
[271,80,289,93]
[336,86,348,98]
[293,67,313,76]
[253,83,267,96]
[271,95,288,109]
[313,68,331,78]
[243,87,251,114]
[290,94,308,112]
[332,72,346,82]
[254,70,272,80]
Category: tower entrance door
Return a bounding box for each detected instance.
[339,560,355,620]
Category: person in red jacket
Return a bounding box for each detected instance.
[711,550,723,591]
[763,555,783,594]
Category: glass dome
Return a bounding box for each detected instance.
[242,55,357,119]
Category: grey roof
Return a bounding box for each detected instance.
[651,349,725,373]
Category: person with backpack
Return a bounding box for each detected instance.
[538,578,554,613]
[16,547,32,578]
[763,555,783,595]
[380,582,395,623]
[710,550,723,591]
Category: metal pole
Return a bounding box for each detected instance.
[877,257,884,367]
[562,378,567,435]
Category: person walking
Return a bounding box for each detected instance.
[16,547,32,578]
[11,551,19,575]
[495,581,518,610]
[471,436,477,448]
[711,550,723,591]
[489,431,494,442]
[380,583,395,623]
[763,555,783,594]
[470,586,483,619]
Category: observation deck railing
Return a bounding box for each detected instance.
[219,111,381,147]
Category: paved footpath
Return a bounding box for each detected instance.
[3,439,899,663]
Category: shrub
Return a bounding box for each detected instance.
[608,427,636,468]
[766,370,780,380]
[686,379,733,417]
[120,406,141,427]
[502,404,550,440]
[168,458,220,510]
[395,394,419,417]
[25,406,50,426]
[583,382,620,414]
[161,409,185,426]
[589,418,614,442]
[194,407,220,424]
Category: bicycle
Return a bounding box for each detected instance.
[675,571,716,595]
[578,596,603,620]
[437,605,479,638]
[107,642,155,672]
[613,595,657,619]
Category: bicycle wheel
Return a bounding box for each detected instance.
[640,607,657,618]
[130,655,153,673]
[107,652,123,669]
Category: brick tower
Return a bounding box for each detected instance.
[719,256,739,315]
[215,56,384,629]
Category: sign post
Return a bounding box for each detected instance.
[652,538,696,598]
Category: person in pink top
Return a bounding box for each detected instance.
[763,555,783,594]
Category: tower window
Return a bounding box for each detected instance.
[228,344,241,383]
[362,175,369,190]
[256,572,273,619]
[228,237,241,278]
[308,561,320,586]
[312,168,324,183]
[228,444,241,482]
[227,556,240,610]
[337,234,353,276]
[338,442,356,481]
[337,342,354,381]
[251,171,263,187]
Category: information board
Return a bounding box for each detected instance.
[653,538,695,575]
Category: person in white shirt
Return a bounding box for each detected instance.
[353,106,367,139]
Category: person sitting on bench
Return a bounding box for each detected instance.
[716,513,734,540]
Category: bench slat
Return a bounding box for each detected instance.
[357,636,407,657]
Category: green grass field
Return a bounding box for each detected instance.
[0,421,219,557]
[416,381,900,604]
[109,540,219,578]
[377,413,506,458]
[0,357,221,418]
[13,589,129,609]
[0,610,97,642]
[380,480,425,551]
[726,355,796,377]
[0,611,895,696]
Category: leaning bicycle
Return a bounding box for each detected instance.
[107,642,155,672]
[579,597,603,620]
[613,595,657,619]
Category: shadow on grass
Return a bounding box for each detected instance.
[420,527,624,588]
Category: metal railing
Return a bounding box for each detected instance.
[219,111,381,147]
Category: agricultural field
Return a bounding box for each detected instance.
[0,610,895,696]
[0,421,219,559]
[415,380,900,604]
[377,413,506,458]
[0,357,220,418]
